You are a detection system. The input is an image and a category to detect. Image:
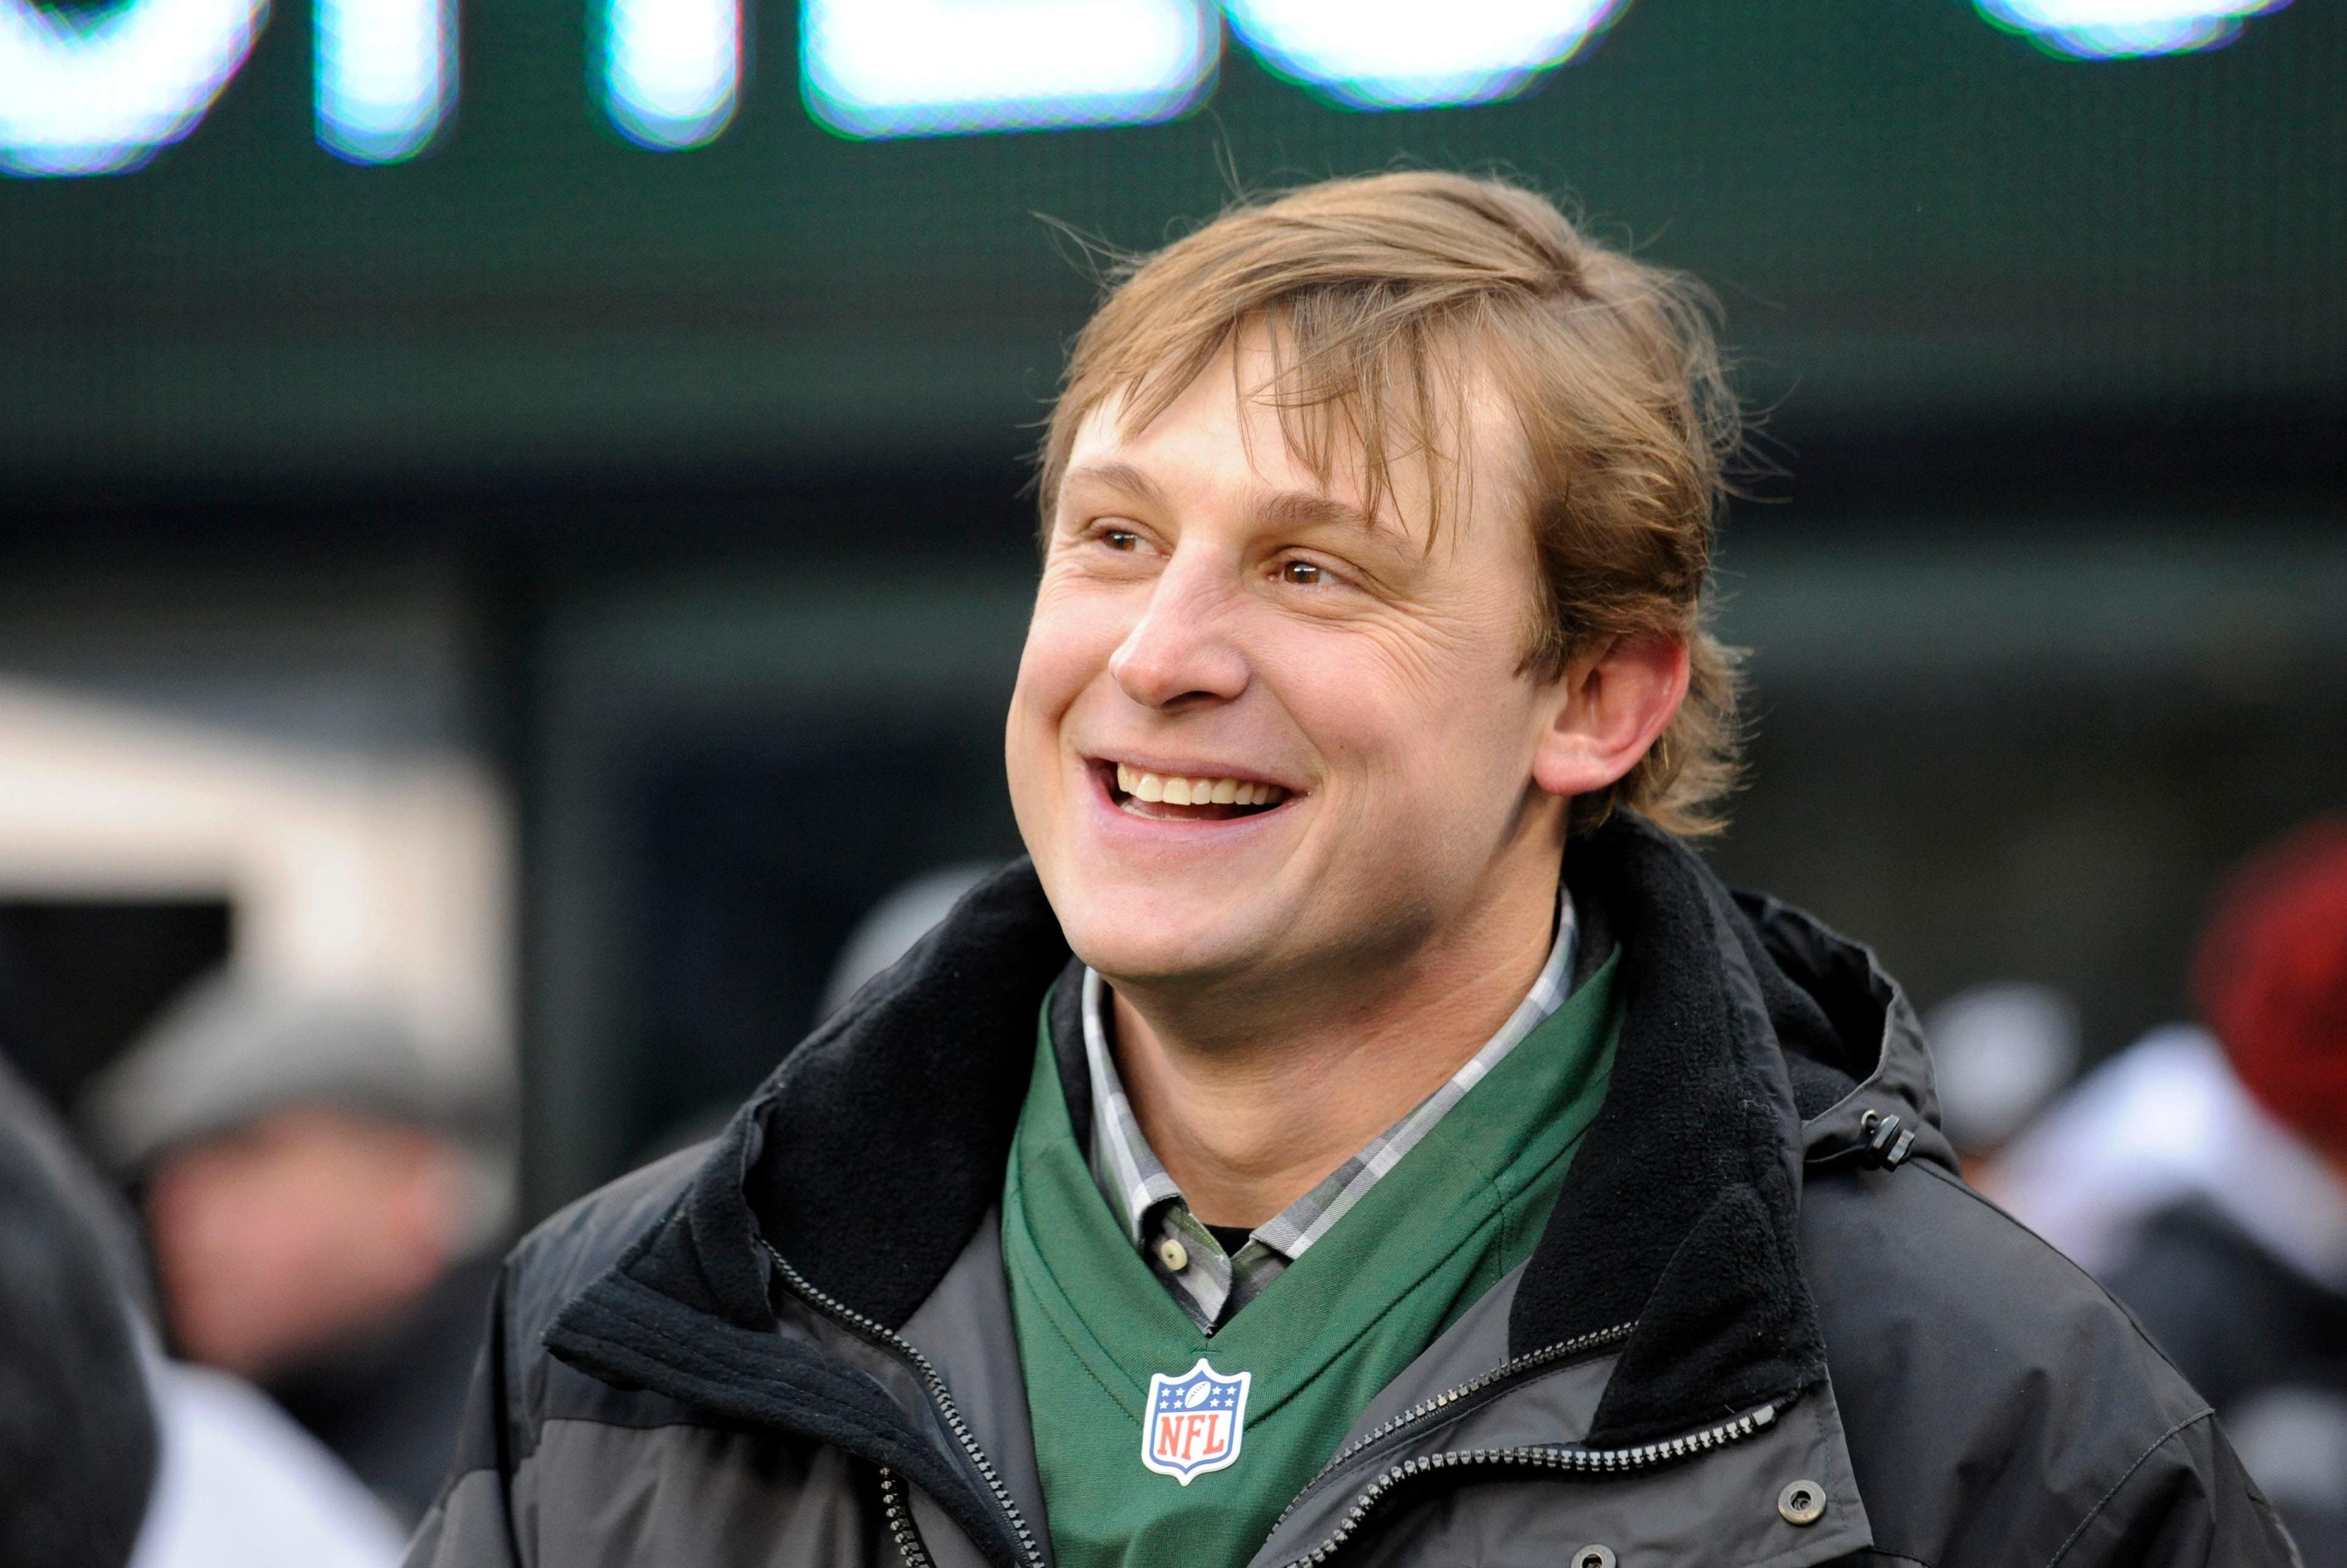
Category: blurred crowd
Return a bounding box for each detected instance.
[1956,818,2347,1558]
[3,980,510,1567]
[3,818,2345,1563]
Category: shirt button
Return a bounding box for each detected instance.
[1157,1237,1189,1272]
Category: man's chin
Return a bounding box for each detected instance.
[1059,903,1273,993]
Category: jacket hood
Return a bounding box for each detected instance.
[545,812,1949,1489]
[1502,816,1950,1445]
[1739,884,1952,1173]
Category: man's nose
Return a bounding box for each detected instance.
[1107,554,1249,710]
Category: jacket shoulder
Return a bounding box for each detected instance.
[499,1142,713,1359]
[411,1140,896,1568]
[1801,1159,2249,1565]
[1803,1157,2202,1395]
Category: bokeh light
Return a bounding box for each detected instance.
[598,0,739,152]
[1221,0,1628,111]
[0,0,266,177]
[801,0,1218,140]
[315,0,452,164]
[1974,0,2291,58]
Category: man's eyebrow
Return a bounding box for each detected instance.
[1058,460,1168,510]
[1252,488,1386,537]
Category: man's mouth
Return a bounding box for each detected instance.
[1106,761,1292,822]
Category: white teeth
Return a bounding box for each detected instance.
[1114,766,1288,810]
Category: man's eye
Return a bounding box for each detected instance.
[1101,529,1140,551]
[1280,560,1324,585]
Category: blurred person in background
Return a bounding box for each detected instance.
[2090,819,2347,1561]
[1987,1022,2275,1278]
[1923,980,2081,1183]
[2,1050,158,1568]
[2,1051,403,1568]
[410,173,2291,1568]
[818,863,997,1024]
[83,973,514,1528]
[1993,821,2347,1287]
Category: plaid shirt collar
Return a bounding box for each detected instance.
[1081,885,1579,1333]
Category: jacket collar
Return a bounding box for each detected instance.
[1520,820,1837,1443]
[546,812,1942,1467]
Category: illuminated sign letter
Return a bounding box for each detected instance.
[800,0,1218,139]
[597,0,740,149]
[1971,0,2289,59]
[316,0,452,162]
[0,0,266,175]
[1221,0,1629,109]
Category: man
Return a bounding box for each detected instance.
[410,174,2295,1567]
[86,975,512,1526]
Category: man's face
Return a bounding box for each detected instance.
[144,1106,466,1380]
[1006,332,1570,999]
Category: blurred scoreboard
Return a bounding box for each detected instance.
[2,0,2340,489]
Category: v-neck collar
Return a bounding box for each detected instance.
[1005,949,1622,1426]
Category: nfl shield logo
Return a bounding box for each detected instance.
[1141,1358,1251,1484]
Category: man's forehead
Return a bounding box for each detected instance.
[1059,450,1389,537]
[1062,383,1507,546]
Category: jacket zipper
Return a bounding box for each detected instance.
[767,1248,1777,1568]
[878,1467,936,1568]
[1270,1320,1789,1568]
[762,1240,1046,1568]
[1276,1401,1784,1568]
[1279,1319,1638,1517]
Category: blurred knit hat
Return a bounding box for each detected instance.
[2195,818,2347,1152]
[79,971,516,1245]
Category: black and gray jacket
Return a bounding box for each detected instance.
[408,816,2299,1568]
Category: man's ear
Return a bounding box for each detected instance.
[1530,635,1691,800]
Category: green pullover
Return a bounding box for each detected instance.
[1002,951,1623,1568]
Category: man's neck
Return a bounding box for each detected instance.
[1104,862,1565,1230]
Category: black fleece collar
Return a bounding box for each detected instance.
[1521,822,1827,1443]
[548,813,1919,1468]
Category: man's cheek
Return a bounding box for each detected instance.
[1025,611,1123,709]
[1014,597,1114,727]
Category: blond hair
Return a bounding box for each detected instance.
[1037,171,1742,837]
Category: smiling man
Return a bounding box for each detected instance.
[410,175,2294,1568]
